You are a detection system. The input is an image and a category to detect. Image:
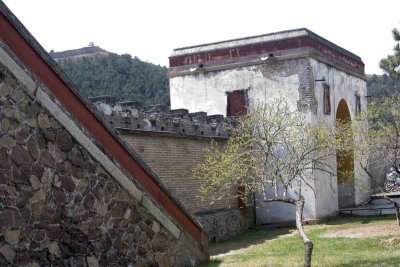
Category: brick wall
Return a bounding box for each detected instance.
[121,132,235,213]
[120,131,254,242]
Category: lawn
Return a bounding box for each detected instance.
[203,216,400,267]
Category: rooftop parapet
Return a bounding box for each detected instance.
[169,28,365,79]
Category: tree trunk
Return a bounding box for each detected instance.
[295,196,314,267]
[253,192,257,225]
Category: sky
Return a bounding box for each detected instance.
[2,0,400,75]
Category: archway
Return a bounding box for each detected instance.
[336,99,355,208]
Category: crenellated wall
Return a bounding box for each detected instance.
[89,98,254,242]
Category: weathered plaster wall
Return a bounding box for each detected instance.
[309,58,369,216]
[0,64,202,266]
[169,63,300,116]
[120,132,253,241]
[170,56,368,224]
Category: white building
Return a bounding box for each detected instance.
[168,28,369,224]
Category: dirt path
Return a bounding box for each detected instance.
[321,222,400,238]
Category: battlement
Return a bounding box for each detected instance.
[90,96,236,138]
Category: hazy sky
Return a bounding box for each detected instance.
[3,0,400,74]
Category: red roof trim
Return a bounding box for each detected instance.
[169,36,364,72]
[0,13,202,243]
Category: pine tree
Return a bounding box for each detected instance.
[380,27,400,80]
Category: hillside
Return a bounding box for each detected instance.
[54,49,170,106]
[367,74,399,99]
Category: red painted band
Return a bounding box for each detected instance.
[169,36,364,72]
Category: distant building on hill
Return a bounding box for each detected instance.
[50,45,110,61]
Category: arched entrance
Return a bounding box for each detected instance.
[336,99,355,208]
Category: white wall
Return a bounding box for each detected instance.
[170,65,300,116]
[309,58,369,217]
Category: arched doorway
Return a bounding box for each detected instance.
[336,99,355,208]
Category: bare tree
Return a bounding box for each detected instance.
[194,99,341,267]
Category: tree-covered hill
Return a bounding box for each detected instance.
[367,74,399,99]
[56,52,170,106]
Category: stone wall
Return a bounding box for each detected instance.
[196,208,254,243]
[0,64,201,266]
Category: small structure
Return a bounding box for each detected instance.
[0,2,207,265]
[169,28,369,224]
[49,46,110,61]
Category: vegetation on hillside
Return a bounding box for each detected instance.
[369,26,400,100]
[57,53,170,106]
[367,74,399,99]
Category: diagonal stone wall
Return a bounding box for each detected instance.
[0,63,200,266]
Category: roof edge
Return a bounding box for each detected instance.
[170,28,363,64]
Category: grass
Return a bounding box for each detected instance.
[203,216,400,267]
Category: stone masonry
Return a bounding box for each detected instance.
[0,64,199,266]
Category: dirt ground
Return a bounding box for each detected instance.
[209,228,296,257]
[321,222,400,238]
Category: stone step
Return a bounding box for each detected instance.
[370,192,400,205]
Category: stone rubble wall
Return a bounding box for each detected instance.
[196,208,254,243]
[0,64,200,266]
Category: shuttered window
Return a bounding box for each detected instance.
[323,83,331,115]
[227,90,247,116]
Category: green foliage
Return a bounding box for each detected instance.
[57,53,170,106]
[368,26,400,100]
[194,98,341,202]
[367,74,399,99]
[380,27,400,78]
[357,95,400,166]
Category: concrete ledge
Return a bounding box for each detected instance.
[142,196,181,239]
[0,42,37,95]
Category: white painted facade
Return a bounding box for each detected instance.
[170,65,300,116]
[169,29,368,224]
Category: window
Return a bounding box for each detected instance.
[355,94,361,115]
[323,83,331,115]
[227,90,247,116]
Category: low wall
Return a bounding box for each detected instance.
[196,208,254,243]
